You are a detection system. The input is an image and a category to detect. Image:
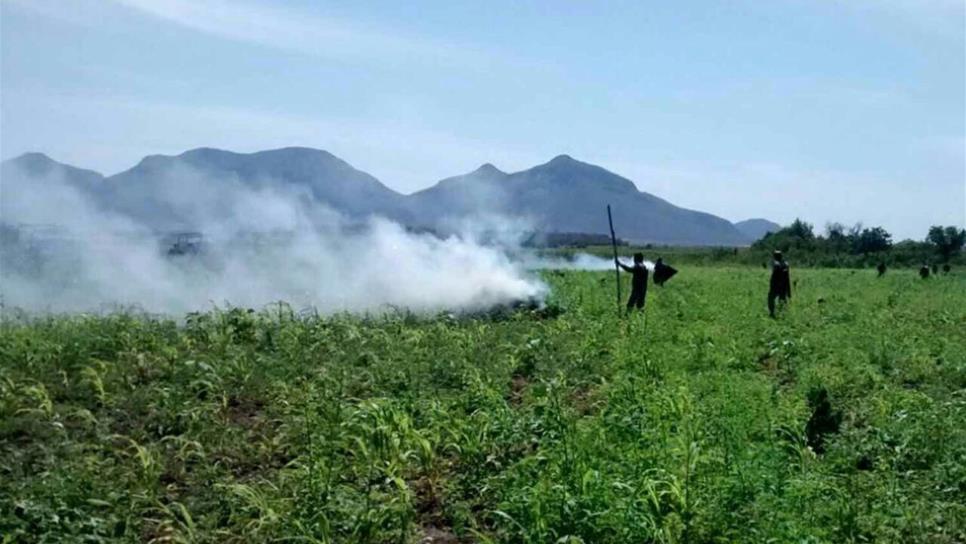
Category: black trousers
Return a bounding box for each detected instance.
[768,290,787,316]
[627,288,647,310]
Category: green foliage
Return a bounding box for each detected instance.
[1,268,964,542]
[753,219,817,253]
[852,226,893,255]
[544,221,963,269]
[753,219,895,258]
[927,225,966,262]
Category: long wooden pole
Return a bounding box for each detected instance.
[607,205,621,315]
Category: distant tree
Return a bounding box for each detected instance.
[787,219,815,241]
[824,222,850,253]
[851,226,892,254]
[847,223,863,238]
[825,222,845,238]
[753,218,815,252]
[927,226,966,262]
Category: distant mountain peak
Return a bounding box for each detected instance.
[252,146,338,159]
[539,154,600,173]
[547,154,578,165]
[259,146,332,155]
[12,151,55,163]
[103,145,408,228]
[171,146,336,161]
[6,152,59,171]
[535,154,591,169]
[471,163,505,176]
[3,152,104,182]
[125,146,350,176]
[520,153,639,194]
[179,146,229,158]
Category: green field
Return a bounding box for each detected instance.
[2,268,964,543]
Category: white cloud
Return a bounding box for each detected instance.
[3,0,497,67]
[107,0,490,67]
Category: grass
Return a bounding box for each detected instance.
[1,267,964,543]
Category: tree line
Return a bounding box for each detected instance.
[553,222,965,269]
[751,220,966,268]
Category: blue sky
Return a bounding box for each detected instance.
[2,0,963,240]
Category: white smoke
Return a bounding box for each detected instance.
[522,252,654,271]
[0,164,547,315]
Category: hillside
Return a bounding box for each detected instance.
[410,155,749,245]
[0,152,106,198]
[2,148,761,245]
[102,147,411,229]
[735,218,782,241]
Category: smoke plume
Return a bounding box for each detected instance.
[521,253,654,271]
[0,164,548,315]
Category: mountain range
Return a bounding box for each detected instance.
[1,147,778,245]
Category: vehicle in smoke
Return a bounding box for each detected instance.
[163,231,206,257]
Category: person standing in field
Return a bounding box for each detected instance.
[768,250,791,318]
[617,252,649,313]
[877,262,887,277]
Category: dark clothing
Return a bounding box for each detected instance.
[626,288,646,309]
[619,261,648,291]
[767,292,785,317]
[769,260,791,297]
[653,260,678,286]
[619,262,648,311]
[876,263,886,277]
[768,259,791,317]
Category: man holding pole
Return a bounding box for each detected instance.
[617,252,649,313]
[607,205,649,315]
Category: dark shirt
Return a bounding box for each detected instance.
[619,262,649,291]
[770,260,791,297]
